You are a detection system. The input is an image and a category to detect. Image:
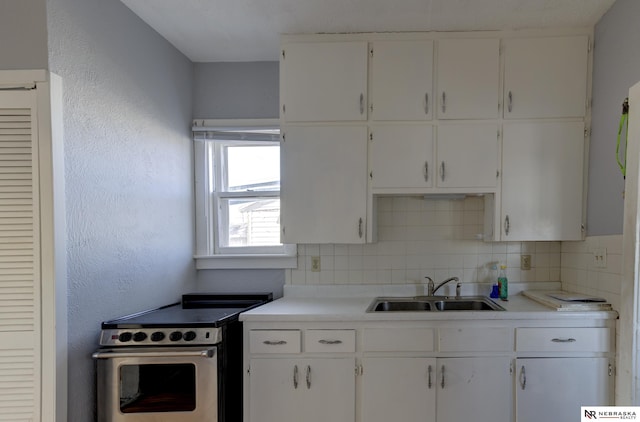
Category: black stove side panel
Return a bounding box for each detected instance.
[219,319,244,422]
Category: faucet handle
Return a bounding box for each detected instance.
[455,282,461,299]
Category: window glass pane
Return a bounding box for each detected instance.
[225,145,280,192]
[119,364,196,413]
[220,198,281,247]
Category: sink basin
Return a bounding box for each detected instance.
[367,296,504,312]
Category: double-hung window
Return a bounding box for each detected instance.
[193,119,296,269]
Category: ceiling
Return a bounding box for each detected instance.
[120,0,616,62]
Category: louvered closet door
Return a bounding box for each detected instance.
[0,90,40,422]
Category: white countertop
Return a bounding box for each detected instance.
[240,291,618,323]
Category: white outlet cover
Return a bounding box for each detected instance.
[592,247,607,269]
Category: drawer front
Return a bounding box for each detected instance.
[362,328,434,352]
[305,330,356,353]
[516,328,611,353]
[249,330,301,354]
[439,327,513,352]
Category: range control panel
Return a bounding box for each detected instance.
[100,327,222,346]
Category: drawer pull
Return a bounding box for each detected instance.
[520,366,526,390]
[427,365,432,389]
[551,338,576,343]
[441,365,445,389]
[318,339,343,345]
[306,365,312,389]
[293,365,299,389]
[263,340,287,346]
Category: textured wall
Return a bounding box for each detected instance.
[46,0,196,420]
[193,61,285,297]
[0,0,48,70]
[588,0,640,235]
[193,61,279,119]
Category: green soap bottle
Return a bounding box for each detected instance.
[498,265,508,301]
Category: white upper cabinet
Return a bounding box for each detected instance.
[501,121,585,241]
[371,40,434,121]
[436,123,499,189]
[370,125,434,190]
[281,41,368,122]
[436,38,501,120]
[504,36,589,119]
[281,125,368,244]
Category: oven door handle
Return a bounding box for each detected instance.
[92,348,216,359]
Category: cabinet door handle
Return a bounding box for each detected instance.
[318,339,343,345]
[358,218,363,238]
[440,365,445,388]
[427,365,433,389]
[360,93,365,115]
[424,161,429,182]
[508,91,513,113]
[425,93,429,115]
[520,365,526,390]
[441,92,446,113]
[293,365,299,389]
[306,365,312,389]
[263,340,287,345]
[440,162,445,182]
[504,215,510,236]
[551,338,577,343]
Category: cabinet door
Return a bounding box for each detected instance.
[281,126,368,243]
[301,358,356,422]
[437,357,512,422]
[370,125,434,189]
[249,358,301,422]
[436,123,499,188]
[371,40,434,121]
[504,36,589,119]
[361,357,437,422]
[281,41,368,122]
[516,358,612,422]
[437,38,500,119]
[501,121,584,241]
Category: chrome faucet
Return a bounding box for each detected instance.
[426,276,460,297]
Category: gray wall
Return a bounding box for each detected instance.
[0,0,48,69]
[45,0,196,420]
[193,61,279,119]
[193,61,285,297]
[589,0,640,235]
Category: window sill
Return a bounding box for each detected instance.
[195,253,298,270]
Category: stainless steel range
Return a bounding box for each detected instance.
[93,293,272,422]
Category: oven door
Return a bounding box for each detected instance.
[93,347,218,422]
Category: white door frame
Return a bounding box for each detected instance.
[619,81,640,404]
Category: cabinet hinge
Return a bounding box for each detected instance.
[369,133,373,141]
[370,48,374,57]
[369,171,373,180]
[282,132,285,142]
[247,365,251,375]
[370,103,374,113]
[282,49,286,59]
[588,38,593,53]
[282,104,286,114]
[355,364,363,376]
[609,363,614,376]
[509,362,513,375]
[496,170,500,178]
[584,127,590,138]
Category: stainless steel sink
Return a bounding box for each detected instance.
[367,296,505,312]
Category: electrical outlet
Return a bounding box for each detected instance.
[520,255,532,270]
[593,247,607,269]
[311,256,321,272]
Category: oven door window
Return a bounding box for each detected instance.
[119,364,196,413]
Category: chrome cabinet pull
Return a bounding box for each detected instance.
[424,161,429,182]
[441,92,446,113]
[306,365,312,389]
[318,339,343,345]
[508,91,513,113]
[504,215,510,236]
[360,93,364,115]
[293,365,299,389]
[425,93,429,115]
[520,366,526,390]
[427,365,433,389]
[440,162,445,182]
[551,338,577,343]
[263,340,287,345]
[358,218,363,238]
[441,365,445,388]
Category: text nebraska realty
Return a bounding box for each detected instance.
[585,409,637,420]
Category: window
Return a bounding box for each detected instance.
[193,119,296,269]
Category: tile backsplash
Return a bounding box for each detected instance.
[287,196,561,287]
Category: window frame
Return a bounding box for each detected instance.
[193,119,296,269]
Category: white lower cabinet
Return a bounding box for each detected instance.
[361,357,511,422]
[516,358,612,422]
[249,357,355,422]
